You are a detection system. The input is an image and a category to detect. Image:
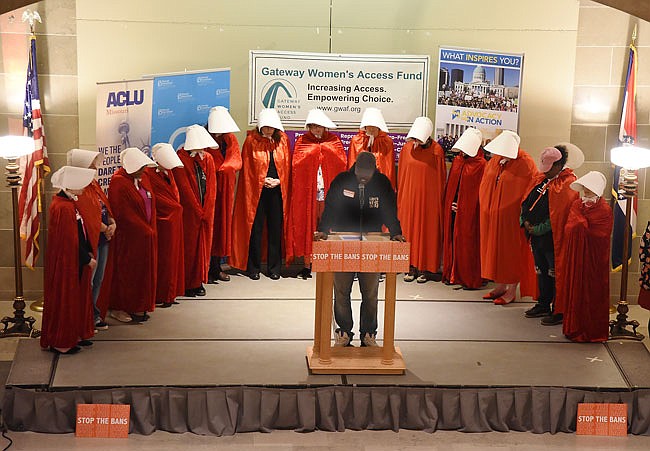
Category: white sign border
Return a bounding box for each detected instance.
[249,50,429,129]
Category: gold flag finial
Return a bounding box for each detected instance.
[21,10,42,34]
[632,23,638,46]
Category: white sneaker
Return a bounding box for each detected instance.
[109,310,132,323]
[362,333,378,347]
[334,330,351,347]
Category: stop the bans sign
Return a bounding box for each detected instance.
[312,238,410,273]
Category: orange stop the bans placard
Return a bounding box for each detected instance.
[576,403,627,436]
[312,235,410,273]
[76,404,130,438]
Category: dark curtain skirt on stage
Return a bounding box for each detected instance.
[4,386,650,436]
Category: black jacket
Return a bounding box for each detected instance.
[317,165,402,237]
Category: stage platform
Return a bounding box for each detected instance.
[3,272,650,435]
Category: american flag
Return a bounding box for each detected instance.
[611,38,637,270]
[18,35,50,269]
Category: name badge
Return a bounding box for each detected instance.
[343,189,355,198]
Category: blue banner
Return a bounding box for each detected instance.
[439,48,522,68]
[151,69,231,150]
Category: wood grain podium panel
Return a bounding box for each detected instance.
[308,235,408,375]
[306,346,406,375]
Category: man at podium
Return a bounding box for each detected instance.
[314,151,405,347]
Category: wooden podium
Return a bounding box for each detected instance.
[306,233,409,374]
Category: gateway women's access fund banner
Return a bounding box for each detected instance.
[249,50,429,129]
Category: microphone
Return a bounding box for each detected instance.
[358,183,365,240]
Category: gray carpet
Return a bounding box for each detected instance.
[189,274,520,302]
[604,340,650,388]
[96,299,564,342]
[46,339,626,389]
[347,341,625,388]
[5,339,53,388]
[51,340,340,388]
[5,273,646,391]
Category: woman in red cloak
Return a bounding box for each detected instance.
[442,128,486,289]
[398,117,447,283]
[287,108,346,279]
[105,147,158,323]
[205,106,242,283]
[348,108,396,189]
[148,143,185,307]
[231,108,291,280]
[479,130,538,304]
[176,125,218,297]
[67,148,115,331]
[561,171,613,342]
[41,166,97,354]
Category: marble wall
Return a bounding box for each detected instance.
[0,0,648,305]
[0,0,78,300]
[571,0,650,302]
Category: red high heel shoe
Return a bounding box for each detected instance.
[482,291,504,300]
[493,285,516,305]
[493,297,514,305]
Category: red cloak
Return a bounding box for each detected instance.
[348,130,396,189]
[147,167,185,303]
[175,149,217,288]
[528,169,578,313]
[75,180,112,254]
[442,149,486,288]
[41,195,94,350]
[561,198,613,342]
[639,224,650,310]
[287,131,346,263]
[104,168,157,314]
[640,288,650,311]
[206,133,242,258]
[479,149,538,296]
[231,130,291,271]
[397,140,447,273]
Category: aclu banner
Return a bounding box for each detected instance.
[250,50,429,129]
[151,69,231,150]
[95,78,153,191]
[435,46,523,150]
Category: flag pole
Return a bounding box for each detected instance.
[609,24,644,340]
[29,165,46,313]
[20,10,46,312]
[28,21,46,312]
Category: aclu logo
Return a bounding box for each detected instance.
[196,104,210,112]
[216,88,230,96]
[157,79,173,88]
[451,109,461,120]
[106,90,145,108]
[261,79,297,109]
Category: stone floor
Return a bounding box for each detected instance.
[3,428,650,450]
